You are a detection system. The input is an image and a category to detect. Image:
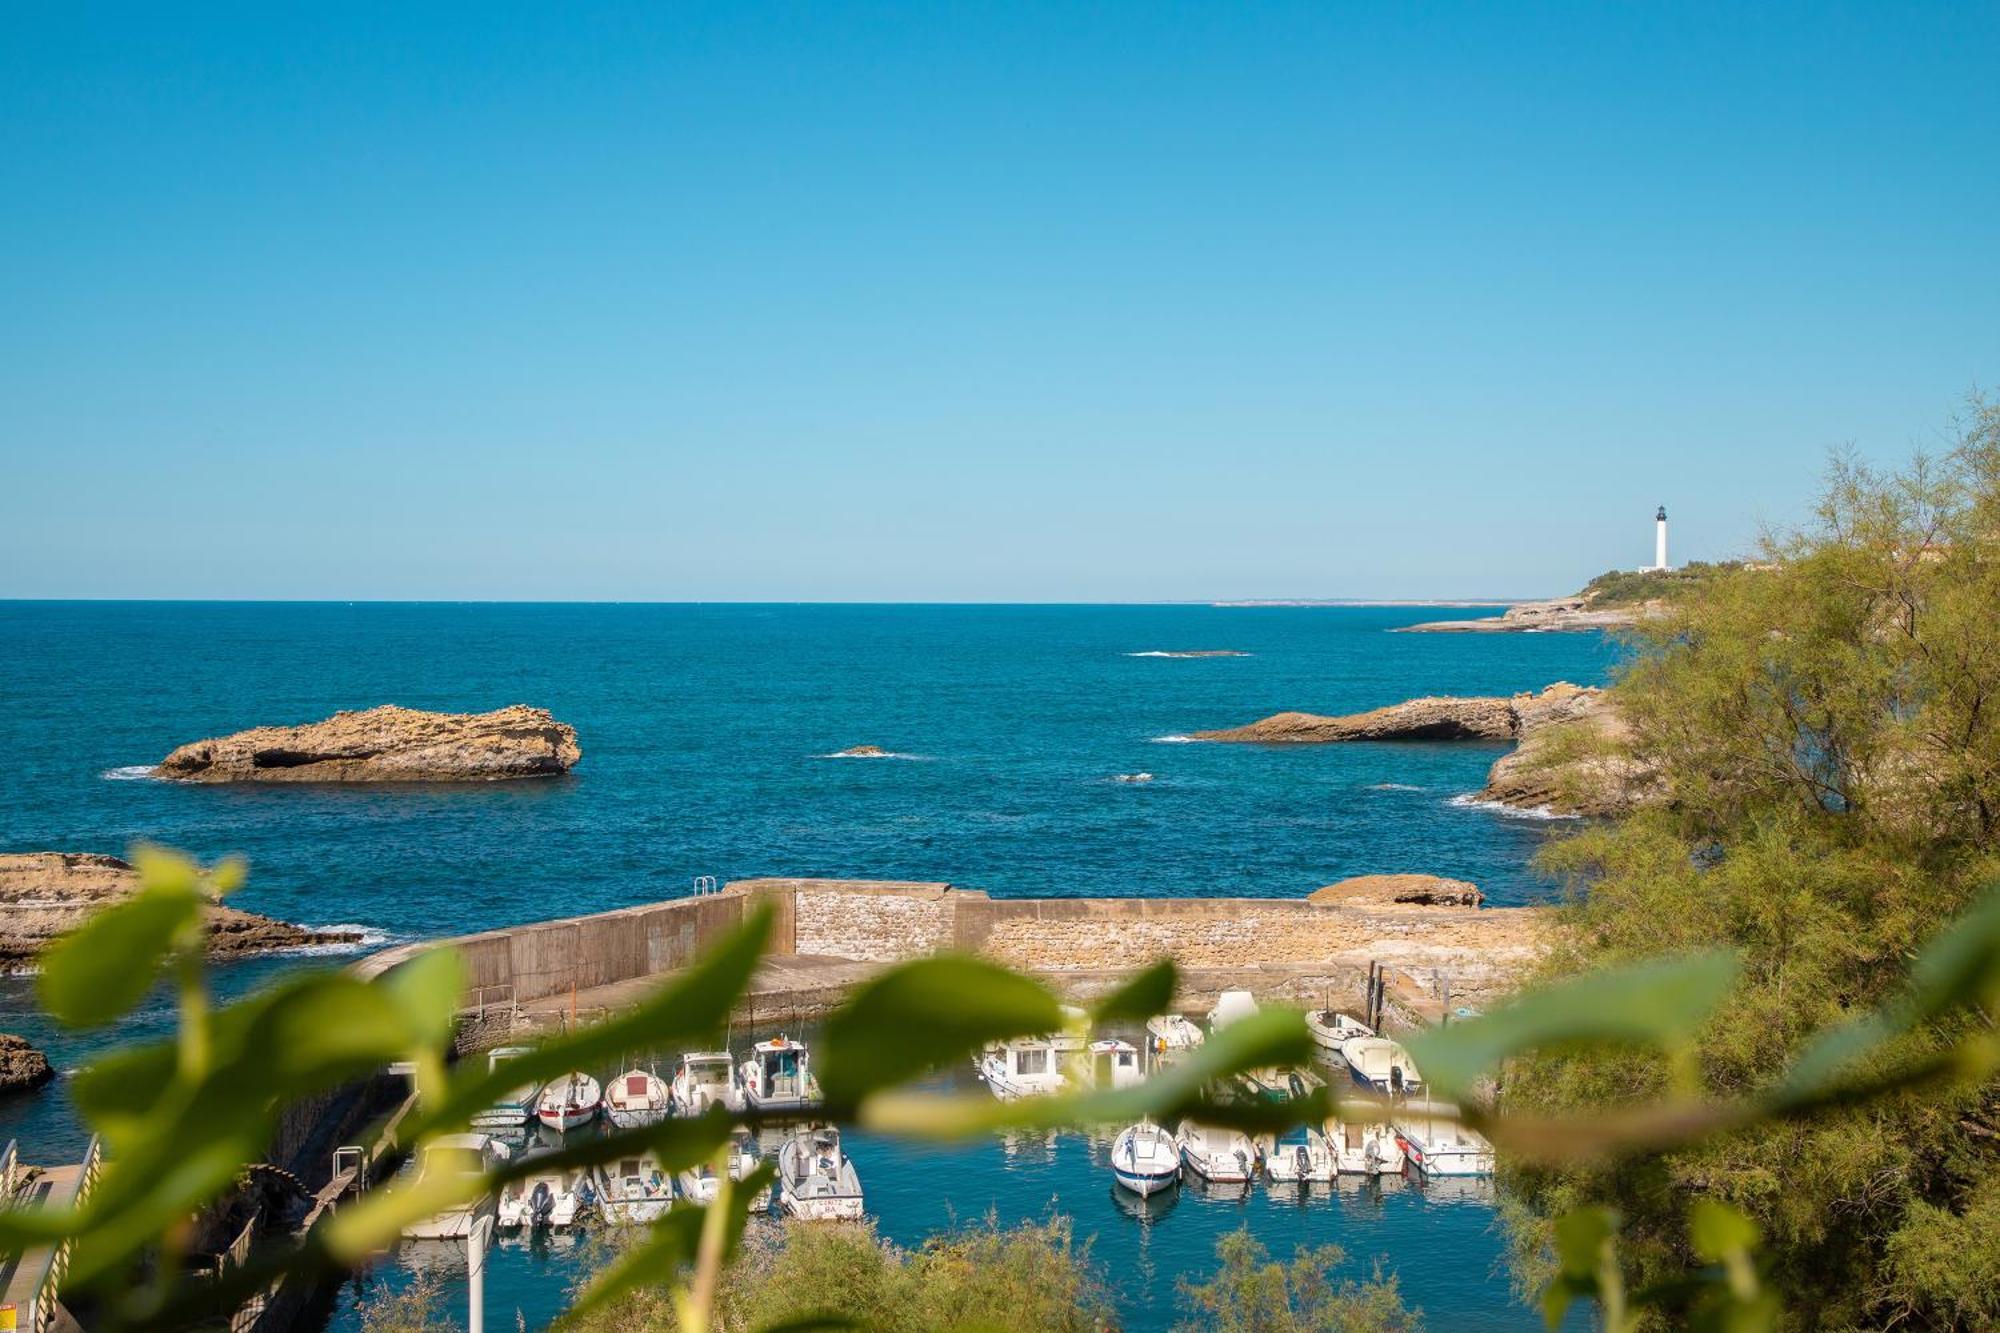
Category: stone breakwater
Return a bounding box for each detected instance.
[357,874,1547,1031]
[0,852,359,962]
[155,704,581,782]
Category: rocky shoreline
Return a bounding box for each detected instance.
[1194,683,1658,817]
[1396,595,1648,633]
[155,704,581,783]
[0,852,360,963]
[0,1034,53,1095]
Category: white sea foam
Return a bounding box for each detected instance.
[1446,793,1580,821]
[1124,650,1252,658]
[816,750,926,761]
[101,765,156,781]
[1369,782,1426,792]
[1149,734,1202,744]
[284,923,406,956]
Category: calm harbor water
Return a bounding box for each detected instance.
[0,601,1617,1329]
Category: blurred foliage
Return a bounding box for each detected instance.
[1503,398,2000,1330]
[1174,1228,1421,1333]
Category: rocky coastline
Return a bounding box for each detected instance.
[154,704,581,783]
[0,852,360,963]
[1396,595,1649,633]
[0,1034,53,1095]
[1194,683,1658,817]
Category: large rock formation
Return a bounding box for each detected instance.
[0,1035,53,1095]
[1194,683,1584,744]
[1477,696,1662,817]
[1307,874,1484,908]
[155,705,581,783]
[1195,683,1660,817]
[0,852,360,963]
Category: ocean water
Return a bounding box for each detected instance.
[0,601,1617,1329]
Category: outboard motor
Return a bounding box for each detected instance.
[529,1179,553,1224]
[1294,1144,1309,1177]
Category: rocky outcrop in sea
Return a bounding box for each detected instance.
[0,1035,53,1095]
[0,852,360,962]
[1195,683,1659,817]
[1396,596,1647,633]
[1307,873,1485,908]
[154,704,581,783]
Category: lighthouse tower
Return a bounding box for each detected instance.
[1650,506,1670,571]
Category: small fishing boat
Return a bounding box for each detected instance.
[1338,1035,1424,1096]
[401,1133,509,1239]
[1305,1010,1374,1053]
[676,1129,763,1206]
[605,1067,671,1129]
[740,1035,823,1112]
[597,1150,675,1224]
[670,1050,744,1115]
[1261,1124,1336,1183]
[1325,1116,1406,1174]
[1237,1064,1325,1104]
[535,1070,603,1132]
[1395,1100,1494,1177]
[1087,1038,1144,1090]
[976,1034,1078,1099]
[1109,1121,1180,1197]
[1207,989,1259,1034]
[777,1126,864,1221]
[1175,1120,1257,1184]
[496,1147,596,1230]
[469,1046,543,1133]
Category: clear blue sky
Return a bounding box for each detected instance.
[3,3,1995,601]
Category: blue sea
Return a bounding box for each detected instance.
[0,601,1617,1330]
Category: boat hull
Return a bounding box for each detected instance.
[780,1192,865,1221]
[606,1106,669,1130]
[537,1105,599,1132]
[1113,1165,1179,1196]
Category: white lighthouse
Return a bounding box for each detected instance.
[1649,505,1670,571]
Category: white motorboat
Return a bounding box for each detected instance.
[670,1050,744,1115]
[1306,1010,1374,1053]
[740,1035,823,1112]
[401,1133,509,1239]
[976,1033,1079,1099]
[1175,1120,1257,1184]
[1325,1116,1406,1174]
[605,1067,671,1129]
[1087,1038,1144,1090]
[496,1148,596,1230]
[1396,1100,1494,1177]
[677,1129,763,1206]
[1207,989,1259,1033]
[470,1046,543,1133]
[1109,1121,1180,1197]
[1261,1125,1336,1183]
[777,1126,864,1221]
[1339,1036,1423,1096]
[598,1149,675,1224]
[1144,1013,1204,1058]
[535,1071,603,1132]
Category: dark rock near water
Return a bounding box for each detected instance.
[155,704,581,783]
[0,1034,55,1094]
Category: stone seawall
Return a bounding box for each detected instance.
[359,877,1545,1025]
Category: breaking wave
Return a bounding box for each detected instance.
[817,750,926,761]
[101,765,156,781]
[1446,793,1580,821]
[1369,782,1426,792]
[286,923,407,955]
[1149,734,1202,744]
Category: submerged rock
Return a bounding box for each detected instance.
[155,704,581,783]
[0,1035,53,1095]
[0,852,360,963]
[829,745,892,758]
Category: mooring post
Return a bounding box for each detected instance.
[467,1211,492,1333]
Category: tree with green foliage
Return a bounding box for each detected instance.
[1174,1229,1421,1333]
[558,1214,1113,1332]
[1502,400,2000,1329]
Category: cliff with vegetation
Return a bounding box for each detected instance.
[1399,561,1742,633]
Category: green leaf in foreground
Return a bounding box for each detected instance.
[821,954,1063,1105]
[1088,959,1178,1027]
[559,1159,775,1327]
[39,885,201,1027]
[1407,951,1740,1100]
